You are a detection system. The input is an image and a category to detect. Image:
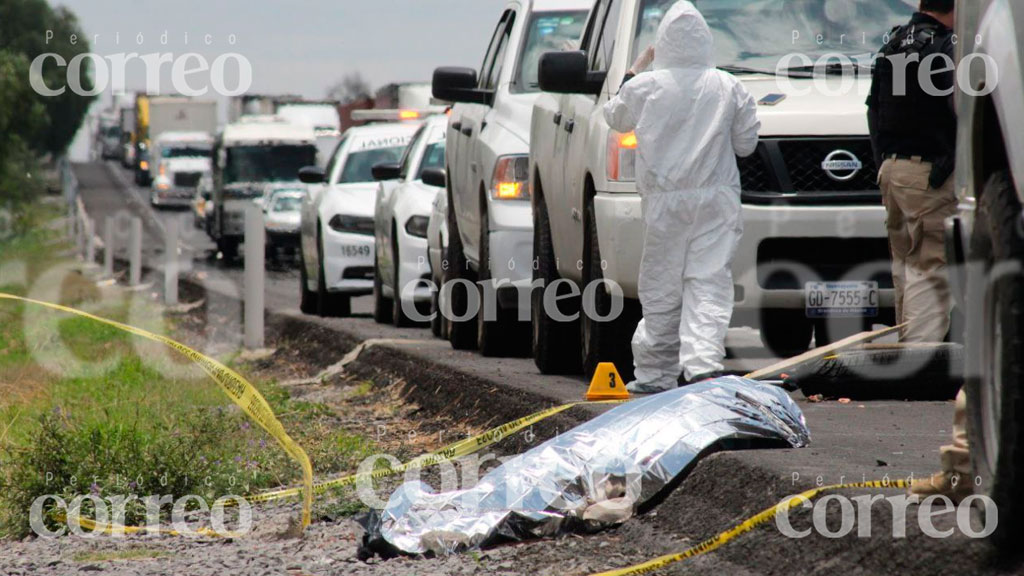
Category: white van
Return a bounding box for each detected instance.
[530,0,915,378]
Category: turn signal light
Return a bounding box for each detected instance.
[607,131,637,182]
[496,182,522,199]
[491,156,530,200]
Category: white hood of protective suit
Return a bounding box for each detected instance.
[603,0,760,195]
[652,1,713,71]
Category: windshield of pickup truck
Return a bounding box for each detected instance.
[632,0,916,74]
[162,146,212,159]
[224,145,317,184]
[338,146,405,184]
[517,11,588,92]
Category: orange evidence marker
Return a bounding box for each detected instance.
[586,362,630,401]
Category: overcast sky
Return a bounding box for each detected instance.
[52,0,505,98]
[54,0,506,158]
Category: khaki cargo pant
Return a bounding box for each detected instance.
[879,157,968,474]
[878,157,957,342]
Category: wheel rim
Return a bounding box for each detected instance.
[981,286,1004,474]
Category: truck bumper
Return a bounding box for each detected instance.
[594,192,896,321]
[151,188,194,207]
[485,201,534,310]
[323,228,375,296]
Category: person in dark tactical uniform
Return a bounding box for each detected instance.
[868,0,968,502]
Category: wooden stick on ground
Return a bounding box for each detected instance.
[744,324,906,381]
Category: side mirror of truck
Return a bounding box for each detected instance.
[420,168,447,189]
[432,67,493,106]
[298,166,325,184]
[538,51,606,95]
[371,162,401,182]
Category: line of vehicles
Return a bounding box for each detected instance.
[91,0,920,379]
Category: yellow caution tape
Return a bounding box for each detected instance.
[0,293,314,529]
[247,399,627,504]
[53,513,240,538]
[589,479,909,576]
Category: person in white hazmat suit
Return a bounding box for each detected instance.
[603,0,760,393]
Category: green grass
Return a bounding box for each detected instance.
[0,202,381,537]
[0,201,386,537]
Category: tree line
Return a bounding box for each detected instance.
[1,0,94,206]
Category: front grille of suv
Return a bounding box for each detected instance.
[738,138,881,205]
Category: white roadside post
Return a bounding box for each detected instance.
[244,203,265,350]
[129,217,143,287]
[164,216,179,306]
[103,218,115,278]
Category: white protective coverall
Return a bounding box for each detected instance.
[603,1,760,391]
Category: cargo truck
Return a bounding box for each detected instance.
[211,116,317,260]
[132,96,218,186]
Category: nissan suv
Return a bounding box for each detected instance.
[530,0,914,379]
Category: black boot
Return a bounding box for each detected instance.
[677,370,726,387]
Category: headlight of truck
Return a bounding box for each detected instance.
[405,215,429,238]
[491,155,530,200]
[328,214,374,236]
[607,131,637,182]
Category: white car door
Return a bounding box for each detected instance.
[555,0,619,279]
[458,8,516,265]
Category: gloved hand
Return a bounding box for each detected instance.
[630,46,655,75]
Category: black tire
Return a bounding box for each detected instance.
[299,250,317,315]
[531,186,582,374]
[445,186,478,350]
[760,309,813,357]
[391,232,416,328]
[581,200,640,382]
[373,250,393,325]
[966,170,1024,551]
[316,229,351,318]
[218,238,239,261]
[477,208,529,357]
[430,286,443,338]
[790,344,963,400]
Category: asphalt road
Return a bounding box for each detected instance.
[71,161,989,573]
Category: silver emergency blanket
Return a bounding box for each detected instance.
[361,377,810,556]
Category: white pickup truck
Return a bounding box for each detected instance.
[431,0,590,357]
[530,0,915,379]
